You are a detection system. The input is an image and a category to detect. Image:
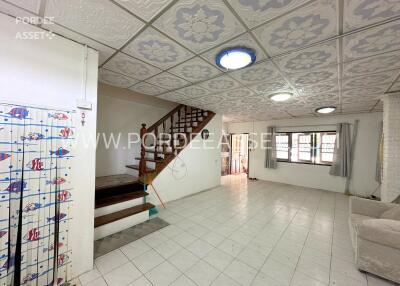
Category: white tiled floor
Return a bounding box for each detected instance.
[80,175,397,286]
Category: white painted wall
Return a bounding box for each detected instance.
[95,85,222,203]
[228,112,382,196]
[96,84,176,176]
[382,93,400,202]
[0,14,98,277]
[151,115,222,203]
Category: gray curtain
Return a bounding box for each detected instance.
[265,126,277,169]
[330,123,351,177]
[375,121,383,183]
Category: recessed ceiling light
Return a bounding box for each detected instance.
[269,92,293,102]
[316,107,336,114]
[216,47,256,70]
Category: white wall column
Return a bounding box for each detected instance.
[382,93,400,202]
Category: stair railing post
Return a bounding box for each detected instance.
[154,127,158,161]
[178,107,181,147]
[184,105,188,134]
[162,121,166,155]
[170,114,174,153]
[139,123,147,178]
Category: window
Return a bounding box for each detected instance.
[276,133,289,160]
[276,131,336,165]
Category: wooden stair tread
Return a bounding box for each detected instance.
[95,191,148,209]
[135,157,163,163]
[95,174,139,191]
[94,203,155,227]
[145,150,172,155]
[126,164,155,172]
[181,116,203,120]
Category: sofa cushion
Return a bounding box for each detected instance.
[380,207,400,221]
[350,214,374,228]
[358,219,400,249]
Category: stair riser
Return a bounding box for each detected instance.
[94,211,149,240]
[95,197,145,218]
[126,168,139,177]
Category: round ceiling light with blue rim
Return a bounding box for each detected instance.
[216,47,256,70]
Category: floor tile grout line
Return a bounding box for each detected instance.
[248,196,312,286]
[88,178,365,286]
[328,193,337,285]
[288,194,325,286]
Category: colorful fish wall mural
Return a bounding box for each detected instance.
[0,103,74,285]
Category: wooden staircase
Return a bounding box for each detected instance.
[94,105,215,240]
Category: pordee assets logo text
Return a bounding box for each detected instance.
[14,16,55,40]
[63,132,274,151]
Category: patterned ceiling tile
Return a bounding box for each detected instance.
[129,82,167,96]
[229,61,282,85]
[168,57,222,83]
[217,87,256,100]
[302,93,339,103]
[228,0,310,28]
[43,23,116,65]
[146,72,190,90]
[342,101,377,112]
[374,100,383,111]
[154,0,246,53]
[248,78,293,95]
[344,0,400,32]
[343,20,400,61]
[389,80,400,92]
[343,71,398,89]
[200,33,267,67]
[123,27,194,69]
[343,51,400,77]
[253,0,337,56]
[6,0,41,13]
[193,95,224,105]
[297,80,339,95]
[156,91,191,102]
[342,85,388,97]
[289,65,338,87]
[45,0,145,49]
[0,1,38,18]
[103,53,162,80]
[275,40,338,74]
[342,94,381,104]
[175,85,211,99]
[98,69,139,88]
[287,110,315,117]
[233,95,268,106]
[114,0,173,21]
[198,75,241,92]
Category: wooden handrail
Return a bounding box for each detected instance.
[139,123,147,178]
[139,103,212,179]
[146,104,184,133]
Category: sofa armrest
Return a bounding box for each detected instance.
[350,197,395,218]
[358,219,400,249]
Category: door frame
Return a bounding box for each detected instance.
[229,133,250,178]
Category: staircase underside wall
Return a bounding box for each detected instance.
[150,115,223,204]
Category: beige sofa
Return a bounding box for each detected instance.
[349,197,400,283]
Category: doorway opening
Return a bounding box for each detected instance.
[231,133,249,175]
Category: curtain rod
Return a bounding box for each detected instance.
[276,123,353,128]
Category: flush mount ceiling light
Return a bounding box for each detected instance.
[269,92,293,102]
[216,47,256,70]
[316,106,336,114]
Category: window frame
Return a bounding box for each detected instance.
[275,131,336,166]
[275,132,290,162]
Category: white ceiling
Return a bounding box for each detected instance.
[2,0,400,122]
